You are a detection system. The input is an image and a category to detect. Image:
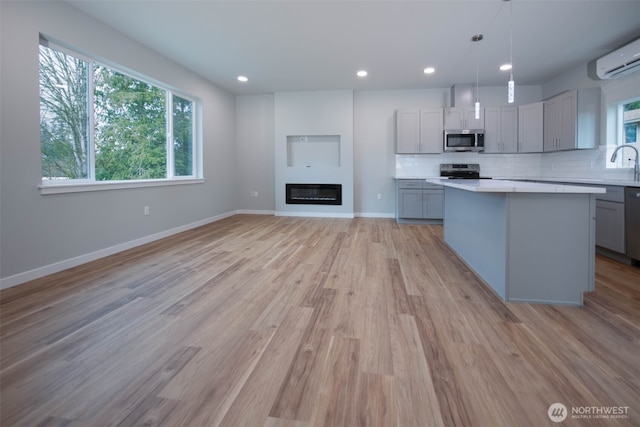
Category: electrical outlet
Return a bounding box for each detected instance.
[377,193,382,200]
[250,191,258,198]
[144,206,150,216]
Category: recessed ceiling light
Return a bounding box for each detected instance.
[237,75,248,82]
[356,70,368,77]
[423,67,435,74]
[499,64,512,71]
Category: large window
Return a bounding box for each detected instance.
[39,37,199,188]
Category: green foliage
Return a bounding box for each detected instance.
[623,101,640,111]
[94,66,167,180]
[173,95,193,176]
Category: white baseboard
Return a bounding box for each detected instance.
[274,211,355,218]
[355,212,395,218]
[244,210,393,219]
[236,209,275,215]
[0,211,237,290]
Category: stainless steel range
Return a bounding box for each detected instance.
[439,163,490,179]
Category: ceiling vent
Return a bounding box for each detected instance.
[596,38,640,80]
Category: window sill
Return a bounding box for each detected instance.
[39,178,205,195]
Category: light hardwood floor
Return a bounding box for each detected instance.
[1,215,638,426]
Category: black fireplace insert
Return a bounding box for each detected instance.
[286,184,342,205]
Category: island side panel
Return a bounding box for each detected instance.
[443,187,508,299]
[505,193,595,305]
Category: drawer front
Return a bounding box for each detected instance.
[423,183,443,191]
[596,186,625,203]
[398,180,424,189]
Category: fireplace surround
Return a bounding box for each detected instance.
[286,184,342,205]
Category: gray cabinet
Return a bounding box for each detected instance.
[518,102,544,153]
[484,106,518,153]
[595,186,625,253]
[396,108,443,154]
[543,88,600,152]
[398,189,423,218]
[444,107,484,130]
[396,180,443,220]
[625,187,640,261]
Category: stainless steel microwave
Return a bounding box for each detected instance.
[444,130,484,152]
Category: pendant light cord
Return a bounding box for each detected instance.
[509,0,513,81]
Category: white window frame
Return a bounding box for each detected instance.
[39,36,203,195]
[605,96,640,170]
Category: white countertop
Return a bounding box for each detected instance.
[394,175,441,180]
[516,177,640,187]
[425,178,606,194]
[395,175,639,188]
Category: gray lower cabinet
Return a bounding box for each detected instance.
[396,180,443,220]
[595,186,625,253]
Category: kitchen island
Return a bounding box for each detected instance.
[426,179,606,306]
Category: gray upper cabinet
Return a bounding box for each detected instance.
[518,102,544,153]
[396,108,443,154]
[420,109,444,154]
[396,109,420,153]
[444,107,484,130]
[484,106,518,153]
[543,88,600,152]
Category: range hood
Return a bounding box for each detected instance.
[450,84,473,108]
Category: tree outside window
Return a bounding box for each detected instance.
[39,45,89,179]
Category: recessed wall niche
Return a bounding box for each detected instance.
[286,135,341,167]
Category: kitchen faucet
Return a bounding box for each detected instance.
[610,145,640,181]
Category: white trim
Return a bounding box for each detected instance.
[0,210,235,290]
[274,211,355,218]
[39,178,205,195]
[355,212,395,218]
[236,209,275,215]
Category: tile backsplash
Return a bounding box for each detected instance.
[396,145,638,181]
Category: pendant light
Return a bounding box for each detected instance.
[475,62,481,119]
[506,0,515,103]
[471,34,483,119]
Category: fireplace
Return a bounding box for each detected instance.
[286,184,342,205]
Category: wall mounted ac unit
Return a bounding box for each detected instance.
[596,38,640,80]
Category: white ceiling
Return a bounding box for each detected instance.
[66,0,640,95]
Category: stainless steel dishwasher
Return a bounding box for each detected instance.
[626,187,640,263]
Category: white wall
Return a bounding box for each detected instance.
[233,72,639,220]
[274,91,354,216]
[236,94,275,213]
[0,1,237,286]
